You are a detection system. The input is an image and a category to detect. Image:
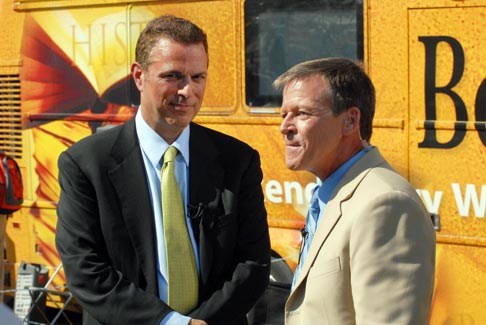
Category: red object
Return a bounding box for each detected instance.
[0,151,23,214]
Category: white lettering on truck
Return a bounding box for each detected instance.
[452,183,486,218]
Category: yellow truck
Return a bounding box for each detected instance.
[0,0,484,323]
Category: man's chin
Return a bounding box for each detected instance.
[166,116,194,128]
[285,160,302,171]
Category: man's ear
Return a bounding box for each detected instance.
[343,106,361,135]
[131,62,144,91]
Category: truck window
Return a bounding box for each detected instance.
[244,0,363,109]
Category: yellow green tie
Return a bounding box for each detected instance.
[161,146,198,313]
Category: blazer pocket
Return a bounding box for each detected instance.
[308,256,342,279]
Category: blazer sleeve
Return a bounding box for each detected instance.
[55,151,171,324]
[189,148,271,324]
[350,190,436,324]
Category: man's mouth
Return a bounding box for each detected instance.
[285,142,300,147]
[171,103,191,110]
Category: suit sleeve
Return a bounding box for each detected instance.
[350,191,436,324]
[55,151,170,324]
[189,149,271,324]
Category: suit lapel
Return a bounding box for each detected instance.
[289,148,388,298]
[107,119,158,295]
[188,123,224,284]
[290,176,363,294]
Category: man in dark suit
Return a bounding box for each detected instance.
[55,15,270,325]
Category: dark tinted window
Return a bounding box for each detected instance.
[245,0,363,108]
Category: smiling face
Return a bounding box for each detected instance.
[131,37,208,143]
[279,74,352,180]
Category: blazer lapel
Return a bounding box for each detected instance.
[188,123,224,284]
[107,118,158,295]
[290,175,365,293]
[289,148,388,296]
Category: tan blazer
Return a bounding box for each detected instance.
[285,147,435,325]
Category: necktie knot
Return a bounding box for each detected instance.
[164,146,178,164]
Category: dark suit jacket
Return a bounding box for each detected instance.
[55,119,270,324]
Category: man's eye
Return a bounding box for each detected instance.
[297,111,311,118]
[192,74,206,82]
[162,73,181,80]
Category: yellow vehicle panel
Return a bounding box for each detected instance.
[368,1,486,323]
[1,0,485,322]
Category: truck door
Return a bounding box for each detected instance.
[408,5,486,324]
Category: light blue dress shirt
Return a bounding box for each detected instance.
[135,111,200,325]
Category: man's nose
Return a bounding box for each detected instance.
[177,77,193,98]
[280,115,293,135]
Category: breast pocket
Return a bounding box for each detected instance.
[308,256,342,279]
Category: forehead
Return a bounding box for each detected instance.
[282,75,329,108]
[148,38,208,70]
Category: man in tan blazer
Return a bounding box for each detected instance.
[274,58,435,324]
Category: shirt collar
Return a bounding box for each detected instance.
[135,109,190,169]
[317,148,370,204]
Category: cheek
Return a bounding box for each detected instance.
[301,124,329,158]
[299,122,319,144]
[194,84,206,98]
